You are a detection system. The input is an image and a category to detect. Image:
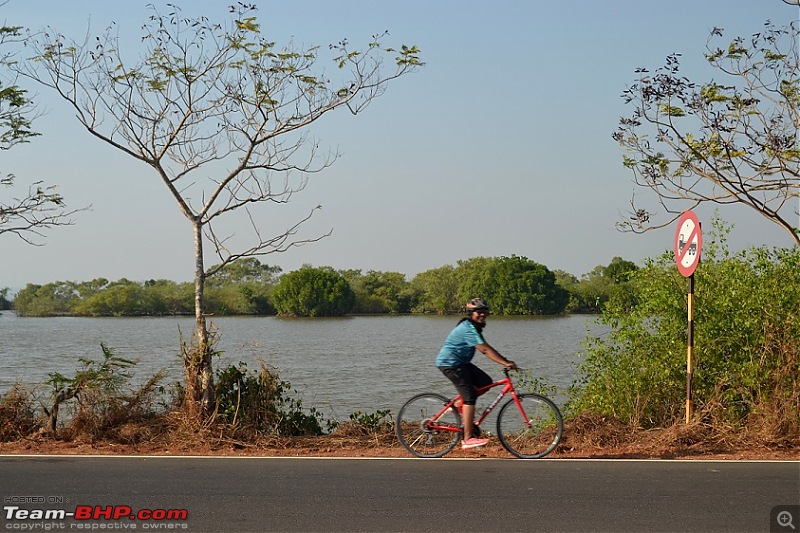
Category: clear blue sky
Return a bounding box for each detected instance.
[2,0,798,290]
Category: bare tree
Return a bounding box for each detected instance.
[613,21,800,245]
[16,4,422,418]
[0,20,78,244]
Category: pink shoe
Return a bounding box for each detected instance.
[461,437,489,450]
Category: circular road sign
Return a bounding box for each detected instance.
[674,210,702,277]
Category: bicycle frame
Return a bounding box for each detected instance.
[426,370,529,434]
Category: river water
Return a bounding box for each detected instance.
[0,313,606,420]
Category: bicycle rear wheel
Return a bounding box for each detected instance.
[396,393,461,458]
[496,393,563,459]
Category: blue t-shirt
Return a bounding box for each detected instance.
[435,319,485,367]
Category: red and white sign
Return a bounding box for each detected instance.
[674,210,702,277]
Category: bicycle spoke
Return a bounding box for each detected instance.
[396,393,461,458]
[496,394,563,459]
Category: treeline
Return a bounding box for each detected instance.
[7,255,638,317]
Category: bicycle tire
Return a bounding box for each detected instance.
[396,393,461,458]
[496,393,563,459]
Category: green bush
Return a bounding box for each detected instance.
[348,409,392,434]
[215,361,329,436]
[43,344,166,440]
[571,220,800,446]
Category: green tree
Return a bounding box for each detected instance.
[205,283,274,316]
[0,23,35,149]
[409,265,460,314]
[457,256,569,315]
[206,258,280,315]
[206,258,282,288]
[0,19,79,244]
[18,4,421,418]
[16,277,192,317]
[572,265,609,313]
[142,279,193,316]
[74,278,110,300]
[342,269,413,314]
[603,256,638,283]
[614,22,800,245]
[565,257,639,314]
[13,281,78,316]
[73,279,146,317]
[553,269,583,313]
[272,266,355,317]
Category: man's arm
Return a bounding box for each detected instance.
[475,343,517,369]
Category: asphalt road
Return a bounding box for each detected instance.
[0,455,798,532]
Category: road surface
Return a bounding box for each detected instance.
[1,455,797,532]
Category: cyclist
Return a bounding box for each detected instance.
[435,297,517,449]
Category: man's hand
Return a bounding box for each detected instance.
[504,360,518,370]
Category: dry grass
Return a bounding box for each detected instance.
[0,385,38,441]
[2,370,797,460]
[0,409,797,460]
[555,412,799,460]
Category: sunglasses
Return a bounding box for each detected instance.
[471,309,489,315]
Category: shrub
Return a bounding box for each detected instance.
[348,409,392,434]
[571,218,800,447]
[215,361,330,436]
[0,385,39,441]
[44,344,166,440]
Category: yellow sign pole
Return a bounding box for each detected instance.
[675,211,701,424]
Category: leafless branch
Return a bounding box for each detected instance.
[0,178,88,245]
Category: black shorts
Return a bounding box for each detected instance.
[439,363,493,405]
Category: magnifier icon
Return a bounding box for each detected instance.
[778,510,796,530]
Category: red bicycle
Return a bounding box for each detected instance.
[395,368,563,458]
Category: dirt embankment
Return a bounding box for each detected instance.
[2,416,797,460]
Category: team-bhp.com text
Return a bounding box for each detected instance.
[4,505,188,530]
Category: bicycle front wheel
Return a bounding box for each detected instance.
[496,393,563,459]
[396,393,461,458]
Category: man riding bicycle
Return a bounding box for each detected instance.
[435,298,517,449]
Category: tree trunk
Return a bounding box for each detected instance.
[184,220,216,420]
[43,387,77,435]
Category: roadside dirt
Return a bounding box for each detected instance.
[0,438,797,460]
[1,417,797,460]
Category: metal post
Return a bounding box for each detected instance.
[685,273,695,423]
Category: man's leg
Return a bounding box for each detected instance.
[462,403,476,440]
